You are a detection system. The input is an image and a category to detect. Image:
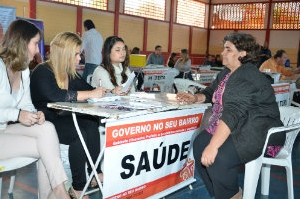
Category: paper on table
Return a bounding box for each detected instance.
[121,71,136,92]
[88,93,121,102]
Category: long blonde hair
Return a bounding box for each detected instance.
[48,32,81,89]
[179,49,189,64]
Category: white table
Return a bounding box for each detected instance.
[48,93,209,199]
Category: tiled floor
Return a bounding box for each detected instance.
[1,136,300,199]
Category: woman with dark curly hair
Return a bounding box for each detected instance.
[177,33,284,199]
[91,36,134,95]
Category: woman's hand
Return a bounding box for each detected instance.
[112,86,130,96]
[18,110,40,126]
[36,111,45,125]
[201,144,218,167]
[90,87,106,98]
[176,92,198,103]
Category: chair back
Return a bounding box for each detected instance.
[243,106,300,199]
[0,157,37,173]
[86,74,93,85]
[160,68,179,93]
[279,106,300,125]
[275,106,300,159]
[174,78,207,94]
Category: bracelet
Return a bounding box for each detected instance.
[111,88,115,94]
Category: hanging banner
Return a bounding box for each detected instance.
[102,108,206,199]
[0,6,16,41]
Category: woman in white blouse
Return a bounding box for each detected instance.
[91,36,134,95]
[0,19,70,199]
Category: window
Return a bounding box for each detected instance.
[50,0,107,10]
[273,2,300,29]
[176,0,205,27]
[124,0,165,21]
[211,3,266,29]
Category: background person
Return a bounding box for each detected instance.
[0,19,70,199]
[259,49,300,80]
[130,46,144,91]
[203,53,214,66]
[174,48,193,80]
[146,45,164,65]
[81,19,103,82]
[176,33,284,199]
[91,36,134,95]
[167,52,177,68]
[31,32,106,199]
[131,46,140,54]
[213,54,223,67]
[257,41,272,68]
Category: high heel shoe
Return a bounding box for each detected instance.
[68,187,78,199]
[68,187,89,199]
[89,177,99,188]
[88,173,103,188]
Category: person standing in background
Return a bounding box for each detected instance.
[257,41,272,68]
[146,45,164,65]
[81,19,103,82]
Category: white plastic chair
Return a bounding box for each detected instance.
[243,106,300,199]
[0,157,37,199]
[86,74,93,85]
[290,89,300,107]
[159,68,179,93]
[174,78,207,94]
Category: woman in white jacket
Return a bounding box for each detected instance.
[0,19,70,199]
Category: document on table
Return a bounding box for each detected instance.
[88,93,121,102]
[121,71,136,92]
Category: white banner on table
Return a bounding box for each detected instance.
[197,70,218,84]
[272,83,290,106]
[103,108,205,199]
[143,68,169,91]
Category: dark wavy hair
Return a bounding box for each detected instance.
[223,33,260,64]
[274,49,286,59]
[102,36,128,87]
[83,19,95,30]
[0,19,42,71]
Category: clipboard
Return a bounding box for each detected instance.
[121,71,136,92]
